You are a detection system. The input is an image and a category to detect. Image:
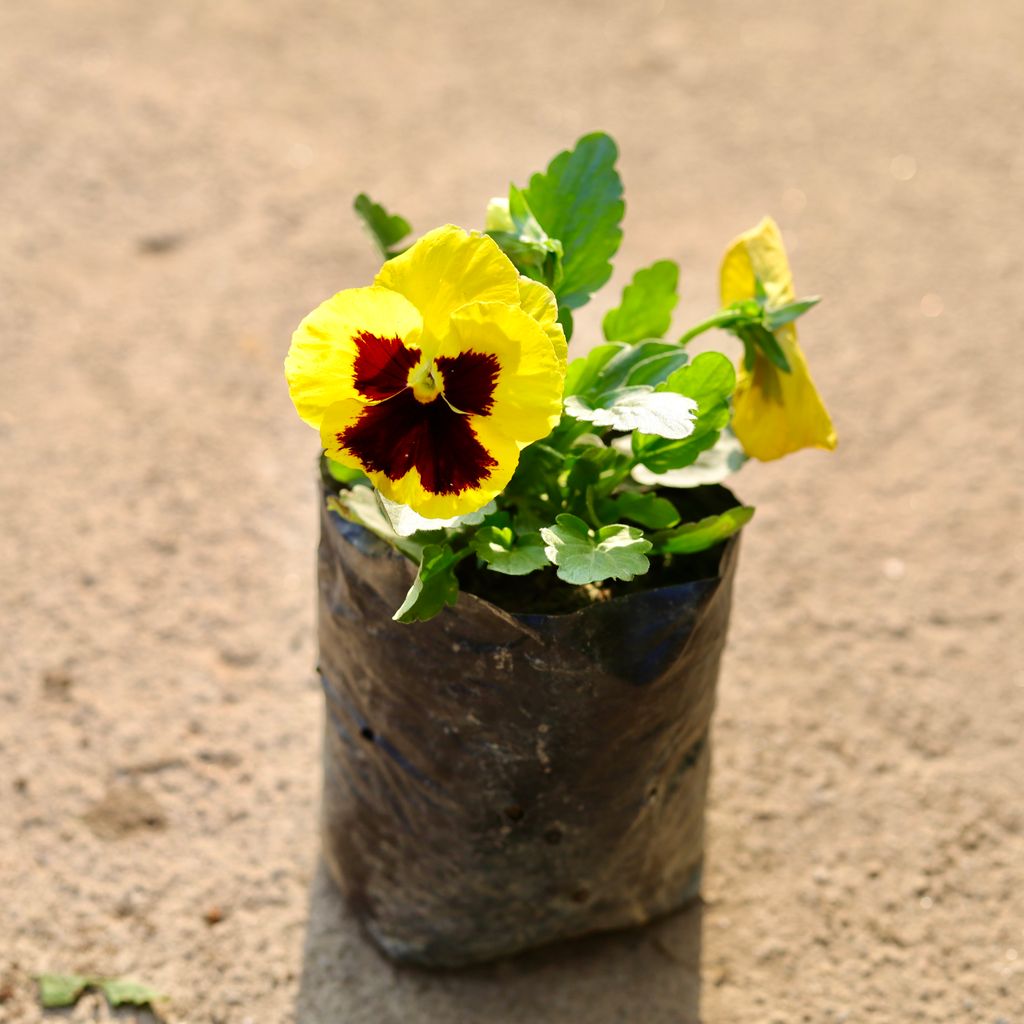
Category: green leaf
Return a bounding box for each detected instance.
[632,352,736,473]
[325,458,366,485]
[661,351,736,406]
[393,544,463,623]
[591,340,686,392]
[327,488,429,560]
[505,439,565,507]
[522,132,625,310]
[651,506,755,554]
[566,445,633,503]
[39,973,90,1008]
[564,341,688,404]
[100,978,164,1009]
[623,349,690,387]
[541,514,652,585]
[602,260,679,343]
[764,296,820,330]
[565,386,697,439]
[558,305,574,342]
[598,491,681,529]
[563,342,627,397]
[631,429,748,488]
[487,185,565,289]
[740,332,757,372]
[471,526,550,576]
[378,493,494,537]
[353,193,412,259]
[739,323,791,373]
[38,974,164,1014]
[489,232,564,289]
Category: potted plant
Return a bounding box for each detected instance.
[285,132,836,967]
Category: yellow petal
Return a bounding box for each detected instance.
[319,397,371,469]
[440,301,565,446]
[721,216,795,306]
[375,225,521,340]
[721,217,836,460]
[517,276,568,372]
[384,421,521,520]
[286,285,422,429]
[732,333,837,461]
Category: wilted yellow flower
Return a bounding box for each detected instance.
[286,225,567,518]
[721,217,837,461]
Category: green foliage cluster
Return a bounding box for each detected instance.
[345,132,817,622]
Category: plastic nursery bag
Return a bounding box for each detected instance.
[316,483,741,967]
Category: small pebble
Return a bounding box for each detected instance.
[41,668,73,699]
[882,557,905,580]
[137,233,183,255]
[890,154,917,181]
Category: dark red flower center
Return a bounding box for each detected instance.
[352,330,420,401]
[341,332,502,496]
[437,351,498,414]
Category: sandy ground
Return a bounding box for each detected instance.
[2,1,1022,1021]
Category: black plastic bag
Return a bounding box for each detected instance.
[317,484,741,967]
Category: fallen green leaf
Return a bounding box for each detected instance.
[100,978,164,1009]
[39,973,90,1008]
[38,973,165,1015]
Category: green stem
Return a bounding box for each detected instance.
[449,544,477,565]
[678,310,739,345]
[585,487,602,531]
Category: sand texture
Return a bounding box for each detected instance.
[2,1,1021,1021]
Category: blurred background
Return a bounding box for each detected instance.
[2,1,1021,1021]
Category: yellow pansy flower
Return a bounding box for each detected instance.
[721,217,837,461]
[286,225,566,519]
